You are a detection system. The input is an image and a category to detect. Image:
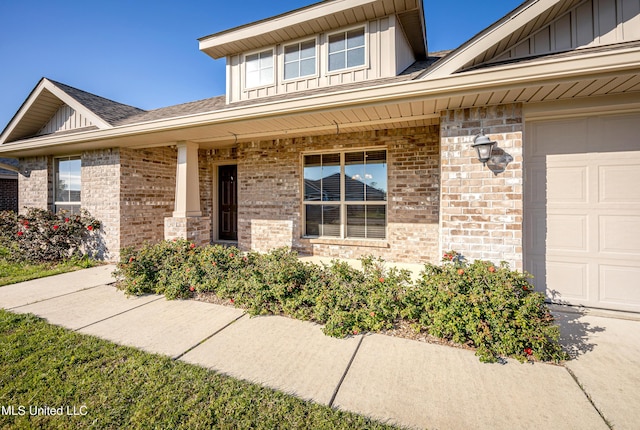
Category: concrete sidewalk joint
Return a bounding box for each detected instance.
[73,295,165,332]
[7,284,105,311]
[173,312,247,361]
[328,334,364,408]
[564,366,613,430]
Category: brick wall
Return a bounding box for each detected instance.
[18,156,52,213]
[0,178,18,212]
[82,149,121,259]
[237,125,441,263]
[440,103,524,270]
[119,147,177,249]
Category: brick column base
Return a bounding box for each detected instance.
[164,216,211,246]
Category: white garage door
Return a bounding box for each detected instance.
[525,112,640,313]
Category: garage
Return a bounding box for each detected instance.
[525,112,640,313]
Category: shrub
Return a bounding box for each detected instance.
[114,243,568,363]
[402,251,568,363]
[0,208,101,263]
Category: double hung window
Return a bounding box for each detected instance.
[54,156,81,214]
[303,150,386,239]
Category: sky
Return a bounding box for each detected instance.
[0,0,524,131]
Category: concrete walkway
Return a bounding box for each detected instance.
[2,265,639,429]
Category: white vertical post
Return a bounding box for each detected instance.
[173,141,202,217]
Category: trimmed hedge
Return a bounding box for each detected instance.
[114,241,568,363]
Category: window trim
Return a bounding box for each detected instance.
[54,155,82,213]
[281,37,319,82]
[325,24,368,75]
[243,47,276,91]
[301,147,387,240]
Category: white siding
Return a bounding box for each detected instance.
[38,104,94,136]
[491,0,640,65]
[227,16,406,103]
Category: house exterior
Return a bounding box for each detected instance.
[1,0,639,313]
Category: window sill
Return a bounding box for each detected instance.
[304,237,389,248]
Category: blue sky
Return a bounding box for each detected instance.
[0,0,524,130]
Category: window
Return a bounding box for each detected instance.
[284,39,316,80]
[328,27,365,72]
[245,49,274,88]
[303,150,386,239]
[55,156,81,214]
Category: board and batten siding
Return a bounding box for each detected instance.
[38,104,95,136]
[226,15,414,103]
[487,0,640,65]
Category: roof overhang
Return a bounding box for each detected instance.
[199,0,426,59]
[0,43,638,158]
[0,78,112,145]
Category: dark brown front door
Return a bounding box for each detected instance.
[218,165,237,241]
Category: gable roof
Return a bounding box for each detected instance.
[423,0,585,78]
[199,0,427,60]
[0,78,145,144]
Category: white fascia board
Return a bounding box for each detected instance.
[199,0,377,58]
[0,45,638,156]
[423,0,558,79]
[0,79,112,146]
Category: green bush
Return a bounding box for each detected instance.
[114,243,568,363]
[0,208,101,263]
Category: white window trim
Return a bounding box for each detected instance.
[281,36,319,83]
[325,24,368,75]
[54,155,82,211]
[301,147,387,240]
[243,47,276,91]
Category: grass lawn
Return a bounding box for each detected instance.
[0,310,396,429]
[0,258,97,287]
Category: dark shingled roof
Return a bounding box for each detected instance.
[49,57,443,129]
[49,79,147,125]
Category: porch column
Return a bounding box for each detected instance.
[164,141,211,245]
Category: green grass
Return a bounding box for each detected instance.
[0,258,98,287]
[0,310,397,429]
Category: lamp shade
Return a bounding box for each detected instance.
[472,133,496,165]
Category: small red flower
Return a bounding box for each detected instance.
[243,256,248,262]
[87,225,93,231]
[379,277,385,283]
[369,311,375,317]
[457,269,465,275]
[129,256,135,263]
[523,286,528,291]
[212,261,217,266]
[524,348,533,356]
[230,299,235,304]
[17,231,23,237]
[53,225,59,231]
[488,266,496,273]
[64,218,70,223]
[353,329,359,335]
[185,268,191,273]
[229,253,234,258]
[189,243,196,249]
[189,286,195,292]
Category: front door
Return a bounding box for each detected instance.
[218,165,237,241]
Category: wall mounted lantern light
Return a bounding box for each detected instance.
[472,130,497,166]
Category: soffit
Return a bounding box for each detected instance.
[199,0,424,59]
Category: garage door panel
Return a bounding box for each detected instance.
[599,163,640,203]
[600,215,640,254]
[547,214,587,251]
[600,265,640,306]
[547,166,588,203]
[546,261,589,301]
[530,117,588,156]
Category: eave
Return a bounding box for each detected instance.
[0,44,638,158]
[198,0,426,59]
